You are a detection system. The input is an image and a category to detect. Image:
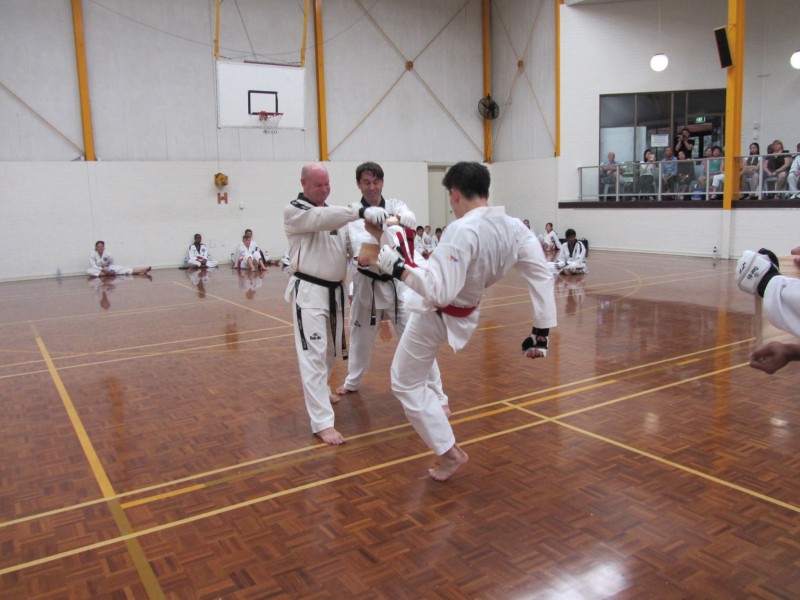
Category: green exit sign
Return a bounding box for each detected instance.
[694,117,706,123]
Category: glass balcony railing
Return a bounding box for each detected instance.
[577,154,797,202]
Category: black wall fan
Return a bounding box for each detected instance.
[478,95,499,120]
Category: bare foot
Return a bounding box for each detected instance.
[315,427,346,445]
[441,403,452,418]
[335,385,356,396]
[428,444,468,481]
[329,393,341,405]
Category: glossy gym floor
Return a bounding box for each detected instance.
[0,251,798,599]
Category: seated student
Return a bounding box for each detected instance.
[423,225,437,251]
[553,228,588,274]
[434,227,443,244]
[234,232,262,270]
[244,228,280,267]
[87,241,150,277]
[540,222,561,252]
[186,233,218,268]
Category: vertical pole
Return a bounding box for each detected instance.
[482,0,492,163]
[722,0,745,211]
[554,0,562,158]
[314,0,328,161]
[214,0,221,61]
[70,0,95,161]
[301,0,310,67]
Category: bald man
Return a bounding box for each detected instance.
[283,163,388,445]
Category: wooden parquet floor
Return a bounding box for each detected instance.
[0,253,798,599]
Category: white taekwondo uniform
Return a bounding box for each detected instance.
[554,240,588,274]
[284,193,361,434]
[342,197,447,406]
[235,241,262,270]
[763,276,800,338]
[187,242,218,268]
[391,206,557,455]
[87,250,132,277]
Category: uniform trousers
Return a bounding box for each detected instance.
[187,259,218,268]
[391,310,455,456]
[88,265,132,277]
[346,284,448,407]
[292,305,343,433]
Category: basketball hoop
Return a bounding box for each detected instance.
[258,111,283,135]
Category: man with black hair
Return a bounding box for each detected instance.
[554,229,588,274]
[377,161,556,481]
[736,248,800,374]
[336,162,447,412]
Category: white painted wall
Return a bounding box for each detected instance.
[488,158,559,237]
[557,0,800,259]
[1,0,799,281]
[0,161,428,281]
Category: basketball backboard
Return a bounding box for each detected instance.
[216,61,304,130]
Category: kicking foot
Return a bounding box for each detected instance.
[428,444,468,481]
[329,393,341,405]
[441,403,452,418]
[315,427,346,445]
[335,385,356,396]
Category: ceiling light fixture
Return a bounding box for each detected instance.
[651,1,668,72]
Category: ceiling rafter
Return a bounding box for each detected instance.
[329,0,482,157]
[492,0,555,150]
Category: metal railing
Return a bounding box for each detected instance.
[577,154,797,202]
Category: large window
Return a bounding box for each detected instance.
[599,90,725,163]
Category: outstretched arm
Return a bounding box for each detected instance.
[750,341,800,374]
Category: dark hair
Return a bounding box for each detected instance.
[441,162,490,199]
[194,233,201,240]
[95,240,104,248]
[356,162,384,182]
[435,227,442,234]
[643,149,653,161]
[244,229,252,236]
[416,226,424,233]
[750,142,760,153]
[546,222,553,228]
[565,228,576,238]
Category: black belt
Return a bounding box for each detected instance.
[357,268,399,326]
[293,271,348,359]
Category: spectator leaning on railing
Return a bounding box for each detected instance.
[660,147,678,198]
[763,139,791,198]
[740,142,761,199]
[786,146,800,199]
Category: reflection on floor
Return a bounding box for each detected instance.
[0,253,798,598]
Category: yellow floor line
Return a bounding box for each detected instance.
[1,337,754,528]
[34,328,165,600]
[172,281,293,325]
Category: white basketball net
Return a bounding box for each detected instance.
[258,112,283,135]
